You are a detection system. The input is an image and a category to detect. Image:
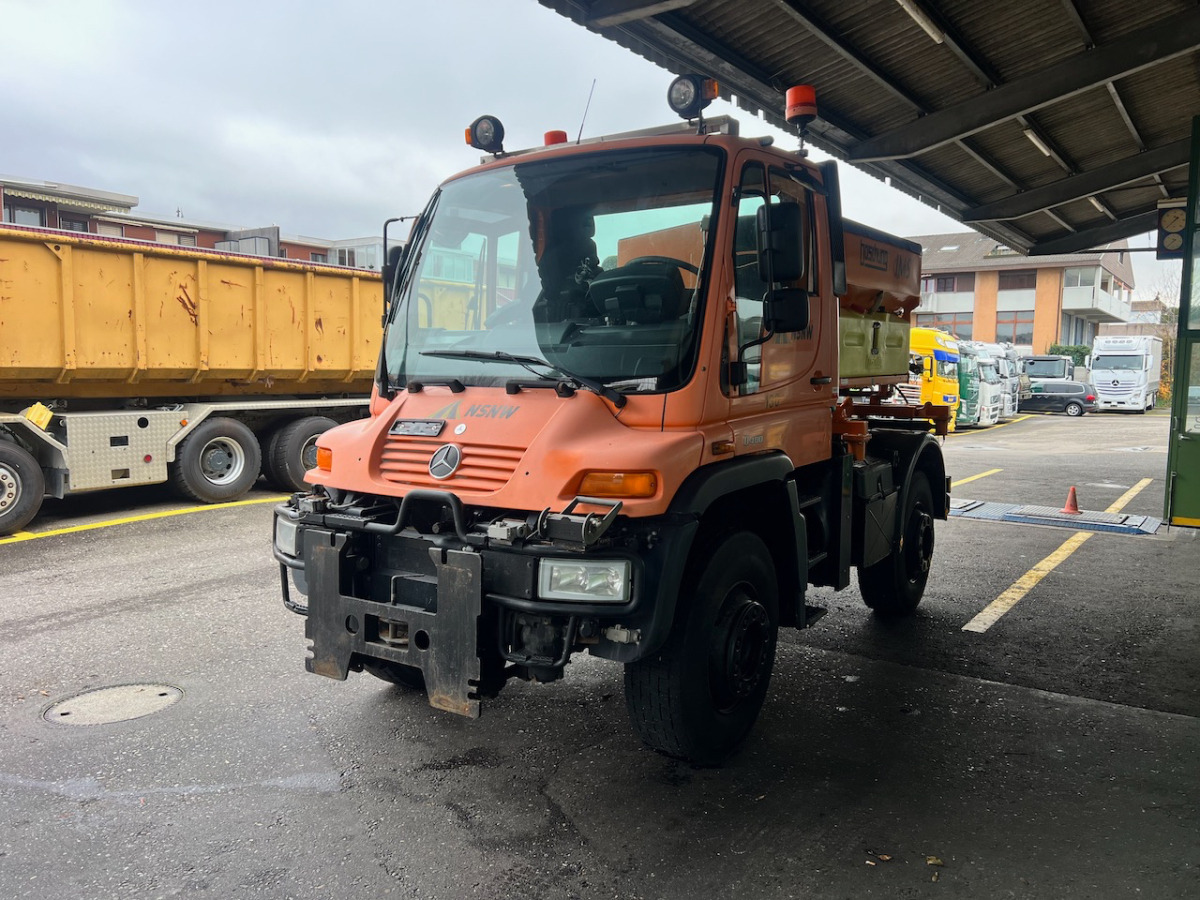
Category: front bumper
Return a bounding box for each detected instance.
[273,491,695,717]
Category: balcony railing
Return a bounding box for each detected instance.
[1061,286,1131,322]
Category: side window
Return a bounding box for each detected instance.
[732,163,768,394]
[768,167,816,293]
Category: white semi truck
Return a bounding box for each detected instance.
[1089,335,1163,413]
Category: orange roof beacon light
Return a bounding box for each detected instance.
[786,84,818,155]
[466,115,505,154]
[544,130,569,146]
[667,74,718,122]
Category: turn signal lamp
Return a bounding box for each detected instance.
[316,447,333,471]
[786,85,817,129]
[579,471,658,498]
[466,115,505,154]
[667,75,718,120]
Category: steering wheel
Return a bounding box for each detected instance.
[485,293,540,329]
[625,255,699,274]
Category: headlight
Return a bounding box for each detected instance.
[275,516,301,558]
[538,559,630,603]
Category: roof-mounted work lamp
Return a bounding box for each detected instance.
[667,75,718,120]
[466,115,505,154]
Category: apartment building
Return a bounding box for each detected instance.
[1,175,384,269]
[910,231,1135,354]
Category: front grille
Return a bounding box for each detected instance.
[1099,385,1134,397]
[379,437,524,493]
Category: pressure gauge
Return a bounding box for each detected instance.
[1163,232,1184,252]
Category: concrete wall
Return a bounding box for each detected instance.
[973,270,998,342]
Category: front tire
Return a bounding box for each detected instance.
[1065,401,1084,417]
[858,472,935,616]
[0,442,45,535]
[624,531,779,766]
[362,660,426,690]
[171,417,262,503]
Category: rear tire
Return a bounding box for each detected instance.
[1065,401,1084,417]
[171,417,262,503]
[263,416,336,492]
[859,472,935,617]
[624,531,778,766]
[0,442,45,535]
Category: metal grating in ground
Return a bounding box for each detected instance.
[949,499,1161,535]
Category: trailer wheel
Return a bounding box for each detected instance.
[362,660,426,690]
[0,442,45,535]
[858,472,935,616]
[171,417,262,503]
[264,416,336,492]
[624,531,778,766]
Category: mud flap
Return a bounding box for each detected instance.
[305,535,484,718]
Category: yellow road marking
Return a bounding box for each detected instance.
[949,414,1034,435]
[951,468,1002,489]
[962,477,1154,633]
[0,495,287,545]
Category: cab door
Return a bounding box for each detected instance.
[725,154,834,468]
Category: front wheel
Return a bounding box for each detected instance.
[624,531,779,766]
[858,472,935,616]
[171,417,262,503]
[0,442,45,535]
[1065,401,1084,417]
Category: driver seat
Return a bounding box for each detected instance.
[585,259,686,325]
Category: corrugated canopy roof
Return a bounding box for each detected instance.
[537,0,1200,255]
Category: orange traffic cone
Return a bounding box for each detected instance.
[1060,486,1081,515]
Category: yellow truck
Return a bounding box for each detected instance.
[0,225,381,534]
[905,327,960,432]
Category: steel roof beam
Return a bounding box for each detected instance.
[962,138,1191,221]
[1028,210,1158,255]
[845,8,1200,161]
[585,0,699,27]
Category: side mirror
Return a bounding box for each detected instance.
[383,244,406,291]
[756,202,804,283]
[764,287,809,333]
[925,356,935,378]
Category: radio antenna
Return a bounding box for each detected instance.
[576,79,597,144]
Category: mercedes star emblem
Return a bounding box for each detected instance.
[428,444,462,479]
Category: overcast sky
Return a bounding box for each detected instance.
[2,0,1180,298]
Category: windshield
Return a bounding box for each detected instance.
[979,361,1000,385]
[936,359,957,379]
[1024,358,1068,378]
[383,147,724,394]
[1092,354,1143,371]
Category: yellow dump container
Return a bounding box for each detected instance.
[0,226,382,400]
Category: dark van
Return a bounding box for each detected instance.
[1023,380,1097,416]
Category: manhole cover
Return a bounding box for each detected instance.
[43,683,182,726]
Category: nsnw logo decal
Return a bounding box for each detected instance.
[432,401,519,420]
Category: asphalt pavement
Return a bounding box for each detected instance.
[1,411,1196,899]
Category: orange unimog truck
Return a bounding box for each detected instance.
[273,78,948,765]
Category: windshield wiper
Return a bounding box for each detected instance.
[418,349,627,408]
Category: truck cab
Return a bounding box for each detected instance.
[956,341,1003,427]
[1089,335,1163,412]
[907,327,960,432]
[273,84,947,765]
